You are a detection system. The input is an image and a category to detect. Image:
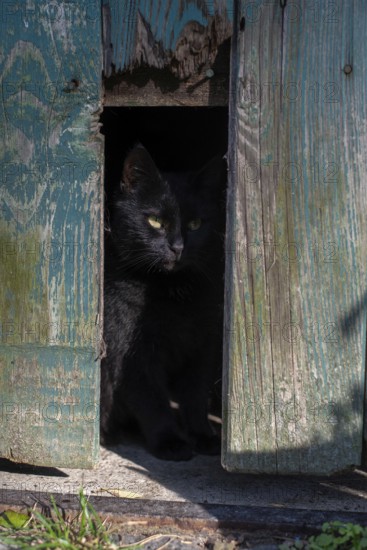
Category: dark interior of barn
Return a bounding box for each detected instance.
[100,106,228,197]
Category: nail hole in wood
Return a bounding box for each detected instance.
[343,64,352,75]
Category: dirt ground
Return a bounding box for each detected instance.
[1,442,367,548]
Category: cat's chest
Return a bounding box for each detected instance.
[141,280,202,339]
[105,275,217,370]
[147,286,199,330]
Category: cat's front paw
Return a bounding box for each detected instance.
[149,435,193,461]
[193,434,221,456]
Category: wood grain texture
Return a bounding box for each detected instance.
[103,56,230,106]
[0,1,103,467]
[103,0,233,106]
[223,0,367,474]
[2,489,367,533]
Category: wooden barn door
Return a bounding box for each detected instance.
[0,1,103,467]
[223,0,367,474]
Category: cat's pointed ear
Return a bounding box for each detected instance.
[122,144,161,189]
[194,155,227,195]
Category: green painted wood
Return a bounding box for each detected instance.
[102,0,233,106]
[223,0,367,474]
[0,1,103,467]
[103,0,233,77]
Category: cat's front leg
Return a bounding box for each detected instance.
[174,367,221,456]
[121,362,194,461]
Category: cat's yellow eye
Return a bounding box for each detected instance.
[187,218,201,231]
[148,215,163,229]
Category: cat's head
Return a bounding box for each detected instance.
[110,144,226,276]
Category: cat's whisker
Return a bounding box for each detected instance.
[147,257,162,274]
[115,253,147,268]
[116,251,162,275]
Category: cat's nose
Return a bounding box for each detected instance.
[170,241,184,261]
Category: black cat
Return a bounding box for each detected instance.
[101,145,226,460]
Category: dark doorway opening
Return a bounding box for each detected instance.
[100,106,228,198]
[99,106,228,452]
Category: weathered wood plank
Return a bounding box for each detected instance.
[103,0,233,77]
[3,489,367,534]
[103,0,233,106]
[0,1,103,467]
[103,57,230,107]
[223,0,367,474]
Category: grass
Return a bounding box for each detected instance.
[3,490,367,550]
[280,521,367,549]
[0,490,120,549]
[0,490,197,549]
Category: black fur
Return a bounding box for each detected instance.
[101,145,226,460]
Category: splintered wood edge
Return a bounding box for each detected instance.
[1,489,367,533]
[103,70,230,107]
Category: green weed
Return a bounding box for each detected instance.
[280,521,367,550]
[0,489,129,549]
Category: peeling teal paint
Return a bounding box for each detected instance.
[0,0,103,467]
[105,0,233,75]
